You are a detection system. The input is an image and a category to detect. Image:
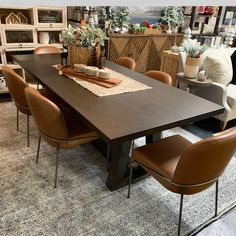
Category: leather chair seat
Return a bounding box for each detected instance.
[134,135,192,179]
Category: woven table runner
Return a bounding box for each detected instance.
[53,65,152,97]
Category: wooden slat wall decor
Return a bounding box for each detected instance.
[108,33,183,75]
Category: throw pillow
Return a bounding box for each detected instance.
[231,50,236,85]
[203,48,233,85]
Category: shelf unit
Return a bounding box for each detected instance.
[184,6,223,42]
[0,6,67,94]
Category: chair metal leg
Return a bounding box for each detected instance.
[178,194,184,236]
[27,113,30,147]
[54,146,60,188]
[16,109,19,131]
[215,180,219,217]
[36,135,41,163]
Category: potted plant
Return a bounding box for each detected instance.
[61,24,108,67]
[113,6,130,33]
[160,6,184,33]
[182,40,208,78]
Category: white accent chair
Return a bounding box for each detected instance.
[179,48,236,130]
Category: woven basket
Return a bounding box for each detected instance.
[143,29,162,35]
[67,45,95,66]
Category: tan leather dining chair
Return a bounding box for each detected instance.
[2,66,58,147]
[33,46,61,89]
[116,57,136,70]
[2,66,30,146]
[34,46,61,54]
[25,87,98,188]
[127,127,236,236]
[144,70,172,85]
[34,45,61,89]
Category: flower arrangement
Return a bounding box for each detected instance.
[140,20,152,29]
[61,24,108,48]
[129,21,161,34]
[182,40,208,58]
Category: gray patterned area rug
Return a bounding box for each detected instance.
[1,101,236,236]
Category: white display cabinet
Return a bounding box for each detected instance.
[0,6,67,94]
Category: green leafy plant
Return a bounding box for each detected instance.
[182,40,208,58]
[98,6,130,31]
[152,24,161,30]
[160,6,184,29]
[135,26,147,33]
[61,24,108,48]
[113,6,130,28]
[98,6,116,30]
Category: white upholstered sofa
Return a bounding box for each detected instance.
[179,47,236,130]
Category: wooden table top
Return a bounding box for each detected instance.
[13,54,224,144]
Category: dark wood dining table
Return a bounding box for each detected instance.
[13,54,224,191]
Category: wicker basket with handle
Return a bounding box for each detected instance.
[67,45,95,66]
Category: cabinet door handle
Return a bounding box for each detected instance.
[49,23,53,28]
[19,44,23,48]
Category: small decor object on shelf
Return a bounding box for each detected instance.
[0,74,6,90]
[17,12,28,24]
[5,12,21,24]
[61,24,108,66]
[182,40,208,78]
[197,70,207,81]
[39,32,50,44]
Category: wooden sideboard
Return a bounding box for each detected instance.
[107,33,183,74]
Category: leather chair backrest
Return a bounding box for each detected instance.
[1,65,29,108]
[144,70,172,85]
[173,127,236,185]
[34,46,61,54]
[25,87,68,140]
[116,57,136,70]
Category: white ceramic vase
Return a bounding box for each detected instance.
[184,56,201,79]
[39,32,50,44]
